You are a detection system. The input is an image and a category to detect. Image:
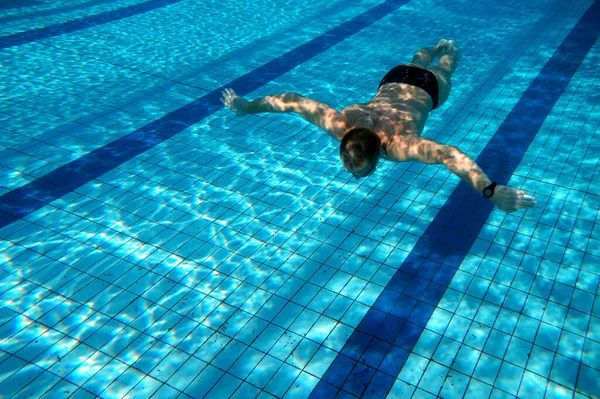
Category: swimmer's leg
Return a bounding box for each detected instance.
[430,40,462,106]
[435,39,462,74]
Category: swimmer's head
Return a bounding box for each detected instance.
[340,127,381,180]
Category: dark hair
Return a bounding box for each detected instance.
[340,127,382,169]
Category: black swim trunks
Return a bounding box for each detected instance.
[379,65,440,110]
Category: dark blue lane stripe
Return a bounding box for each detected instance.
[0,0,183,50]
[1,0,122,24]
[309,1,600,398]
[0,0,410,230]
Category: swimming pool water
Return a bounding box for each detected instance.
[0,0,599,398]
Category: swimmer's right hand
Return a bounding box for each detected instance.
[220,88,249,116]
[490,185,537,213]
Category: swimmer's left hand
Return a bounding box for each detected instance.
[490,185,537,213]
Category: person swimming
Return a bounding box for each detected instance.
[220,40,537,213]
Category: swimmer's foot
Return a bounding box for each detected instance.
[437,39,460,53]
[430,39,448,58]
[436,39,450,51]
[438,39,462,61]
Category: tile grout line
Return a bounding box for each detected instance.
[308,0,600,397]
[0,0,410,231]
[0,0,184,50]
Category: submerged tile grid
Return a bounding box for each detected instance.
[307,0,600,397]
[384,13,600,399]
[0,0,599,399]
[0,0,377,198]
[0,1,414,398]
[0,0,148,35]
[0,0,389,216]
[0,0,184,49]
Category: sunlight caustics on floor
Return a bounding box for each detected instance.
[0,0,599,398]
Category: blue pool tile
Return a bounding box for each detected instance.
[545,381,575,399]
[445,314,471,342]
[329,391,357,399]
[394,322,422,350]
[287,339,320,370]
[388,270,412,294]
[588,317,600,342]
[438,369,470,398]
[361,338,391,369]
[577,364,600,398]
[456,295,482,320]
[433,337,461,367]
[543,302,569,328]
[490,388,517,399]
[0,364,44,398]
[526,345,554,379]
[535,323,562,352]
[166,357,207,392]
[550,354,580,390]
[409,301,436,327]
[495,362,524,396]
[518,370,548,399]
[18,371,63,398]
[514,315,541,343]
[556,265,579,287]
[575,271,599,294]
[205,373,243,399]
[379,345,410,377]
[2,1,600,399]
[420,282,447,305]
[321,355,355,388]
[363,371,396,399]
[439,289,463,313]
[503,288,527,313]
[570,289,595,314]
[582,338,600,368]
[413,329,442,359]
[593,296,600,319]
[390,295,417,319]
[398,353,430,386]
[557,330,585,362]
[522,295,547,320]
[184,365,224,398]
[247,355,282,389]
[485,282,510,306]
[376,314,405,343]
[473,353,503,386]
[419,361,449,396]
[357,308,387,336]
[530,276,554,299]
[341,331,372,361]
[387,379,416,399]
[228,347,265,381]
[308,380,338,399]
[550,282,574,306]
[372,290,402,313]
[403,277,432,299]
[325,296,352,317]
[342,363,376,397]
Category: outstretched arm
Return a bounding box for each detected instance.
[221,89,347,140]
[386,136,537,212]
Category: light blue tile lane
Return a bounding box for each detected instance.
[2,0,600,398]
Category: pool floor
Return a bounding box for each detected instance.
[0,0,599,398]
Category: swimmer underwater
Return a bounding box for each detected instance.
[221,40,537,213]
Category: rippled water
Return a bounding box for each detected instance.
[0,0,598,397]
